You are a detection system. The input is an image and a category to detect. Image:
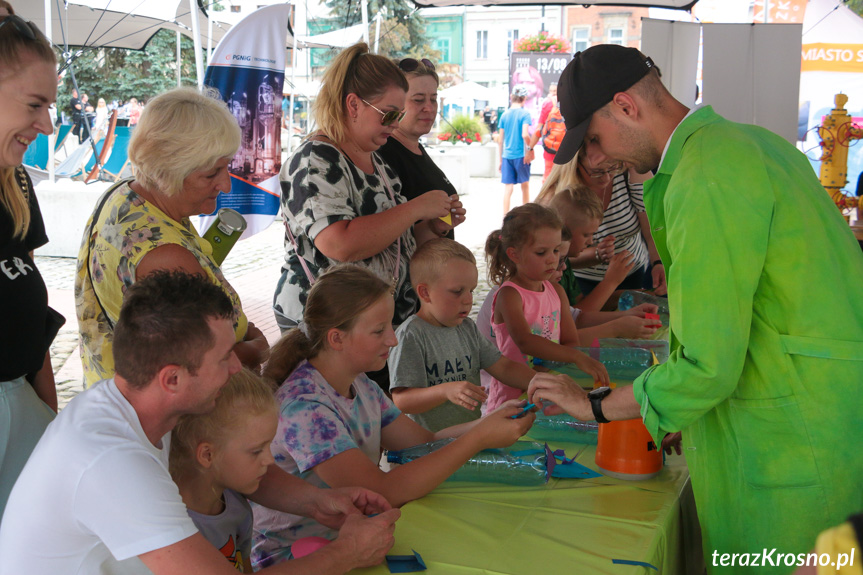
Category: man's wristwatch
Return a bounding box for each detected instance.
[588,386,612,423]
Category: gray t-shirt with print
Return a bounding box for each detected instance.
[388,315,501,432]
[186,488,253,571]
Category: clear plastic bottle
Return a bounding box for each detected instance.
[386,439,549,486]
[619,290,669,320]
[596,338,669,364]
[528,414,599,444]
[535,347,654,385]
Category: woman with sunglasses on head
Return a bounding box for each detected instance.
[537,145,667,300]
[275,43,456,389]
[378,57,465,241]
[0,11,65,518]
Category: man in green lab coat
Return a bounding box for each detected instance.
[529,44,863,573]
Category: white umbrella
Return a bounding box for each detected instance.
[295,23,366,49]
[439,80,498,103]
[412,0,699,7]
[17,0,231,50]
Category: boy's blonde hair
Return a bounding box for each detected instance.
[549,185,603,229]
[410,238,476,288]
[169,368,277,480]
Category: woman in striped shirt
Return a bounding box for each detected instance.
[546,147,667,298]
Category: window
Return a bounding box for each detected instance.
[434,38,451,63]
[608,27,624,45]
[230,5,241,12]
[476,30,488,59]
[506,29,519,56]
[572,27,590,52]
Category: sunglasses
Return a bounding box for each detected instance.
[399,58,435,72]
[0,15,43,42]
[361,98,405,126]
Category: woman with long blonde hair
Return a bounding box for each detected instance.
[0,11,64,518]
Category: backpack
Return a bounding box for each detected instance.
[541,106,566,155]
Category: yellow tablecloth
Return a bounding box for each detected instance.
[352,440,703,575]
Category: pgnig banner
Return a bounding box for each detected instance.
[199,3,291,239]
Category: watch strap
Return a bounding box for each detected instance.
[590,393,610,424]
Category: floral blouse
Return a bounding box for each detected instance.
[251,360,401,568]
[74,181,247,387]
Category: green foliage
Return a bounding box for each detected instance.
[436,113,487,144]
[845,0,863,16]
[55,29,199,118]
[321,0,438,60]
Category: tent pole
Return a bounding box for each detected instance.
[288,9,297,155]
[177,30,182,87]
[207,11,213,65]
[189,0,204,88]
[361,0,369,45]
[46,0,55,184]
[374,13,381,53]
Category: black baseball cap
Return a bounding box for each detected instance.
[554,45,656,165]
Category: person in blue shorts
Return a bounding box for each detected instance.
[497,86,534,213]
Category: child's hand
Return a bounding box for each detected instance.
[443,380,488,411]
[604,250,636,286]
[571,350,610,386]
[472,400,536,448]
[627,302,659,316]
[612,315,659,339]
[661,432,683,455]
[593,235,616,263]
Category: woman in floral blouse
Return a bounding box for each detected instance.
[75,87,268,387]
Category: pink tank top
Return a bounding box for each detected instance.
[487,280,561,411]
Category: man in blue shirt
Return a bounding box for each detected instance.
[497,86,534,213]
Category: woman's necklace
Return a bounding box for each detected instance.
[597,178,613,211]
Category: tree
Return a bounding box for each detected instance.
[322,0,438,60]
[845,0,863,17]
[56,29,200,118]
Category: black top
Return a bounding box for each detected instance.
[378,137,457,240]
[70,96,82,119]
[0,167,64,381]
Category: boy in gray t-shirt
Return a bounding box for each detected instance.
[389,239,538,432]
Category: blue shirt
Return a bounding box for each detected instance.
[498,107,532,159]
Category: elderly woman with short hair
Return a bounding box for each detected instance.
[75,87,268,387]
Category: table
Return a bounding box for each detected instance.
[353,440,703,575]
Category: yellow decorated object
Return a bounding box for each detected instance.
[819,94,863,221]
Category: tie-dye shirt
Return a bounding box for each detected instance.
[251,360,401,569]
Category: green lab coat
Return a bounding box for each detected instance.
[632,106,863,573]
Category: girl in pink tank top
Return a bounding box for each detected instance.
[484,204,610,411]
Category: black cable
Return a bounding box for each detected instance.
[803,2,841,36]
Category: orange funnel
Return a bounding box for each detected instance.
[595,418,662,480]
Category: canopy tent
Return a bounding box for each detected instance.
[294,23,366,49]
[411,0,699,8]
[16,0,232,51]
[439,80,499,102]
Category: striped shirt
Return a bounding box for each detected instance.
[572,173,649,281]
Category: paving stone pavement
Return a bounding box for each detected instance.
[37,175,545,410]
